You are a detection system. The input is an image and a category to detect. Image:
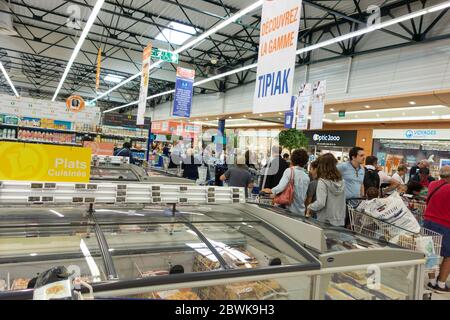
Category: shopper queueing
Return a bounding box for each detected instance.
[114,142,135,164]
[364,155,399,196]
[412,167,435,188]
[283,153,290,165]
[181,149,201,181]
[220,155,254,197]
[305,160,319,209]
[409,160,430,181]
[337,146,365,227]
[263,149,310,216]
[392,164,407,185]
[424,166,450,292]
[363,156,381,191]
[306,154,346,227]
[260,146,289,190]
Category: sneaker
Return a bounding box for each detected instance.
[430,284,450,293]
[427,282,436,291]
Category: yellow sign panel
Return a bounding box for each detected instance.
[0,142,91,182]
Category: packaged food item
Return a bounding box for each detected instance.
[370,284,407,300]
[336,271,368,286]
[0,279,6,291]
[325,286,355,300]
[11,278,30,290]
[332,282,374,300]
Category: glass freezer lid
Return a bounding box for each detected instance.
[90,167,139,181]
[192,222,314,269]
[0,224,107,289]
[92,205,258,224]
[0,207,90,225]
[100,223,222,280]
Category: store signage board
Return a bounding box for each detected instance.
[137,43,152,125]
[102,113,151,128]
[253,0,302,114]
[152,48,179,64]
[309,80,327,130]
[0,94,100,125]
[83,141,114,156]
[339,110,346,118]
[173,67,195,118]
[373,129,450,140]
[304,130,357,147]
[0,142,91,182]
[296,83,312,130]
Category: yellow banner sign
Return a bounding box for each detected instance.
[0,142,91,182]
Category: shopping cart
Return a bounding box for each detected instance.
[348,204,443,300]
[403,196,427,225]
[348,205,442,274]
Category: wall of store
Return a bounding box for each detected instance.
[149,37,450,121]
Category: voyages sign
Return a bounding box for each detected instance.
[253,0,302,114]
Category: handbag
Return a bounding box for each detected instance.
[273,168,295,206]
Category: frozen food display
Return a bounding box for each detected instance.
[0,186,426,300]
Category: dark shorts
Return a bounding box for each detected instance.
[423,220,450,258]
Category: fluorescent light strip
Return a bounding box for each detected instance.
[0,61,19,97]
[52,0,105,101]
[49,209,64,218]
[91,0,263,104]
[79,239,101,281]
[331,105,448,115]
[103,0,450,114]
[334,115,448,123]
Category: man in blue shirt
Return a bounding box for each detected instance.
[337,146,366,227]
[114,142,135,164]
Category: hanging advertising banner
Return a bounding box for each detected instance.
[253,0,302,114]
[296,83,312,130]
[95,47,102,92]
[284,96,296,128]
[173,67,195,118]
[310,80,327,130]
[0,142,91,182]
[137,43,152,125]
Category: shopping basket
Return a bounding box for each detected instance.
[348,205,442,272]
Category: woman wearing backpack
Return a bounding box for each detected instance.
[262,149,310,216]
[306,153,346,227]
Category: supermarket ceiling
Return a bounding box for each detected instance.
[0,0,450,111]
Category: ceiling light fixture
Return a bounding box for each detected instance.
[409,101,416,105]
[365,105,371,109]
[92,0,263,104]
[0,61,19,97]
[155,22,196,45]
[105,74,125,83]
[334,115,443,123]
[103,1,450,113]
[330,108,335,111]
[330,105,446,115]
[52,0,105,101]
